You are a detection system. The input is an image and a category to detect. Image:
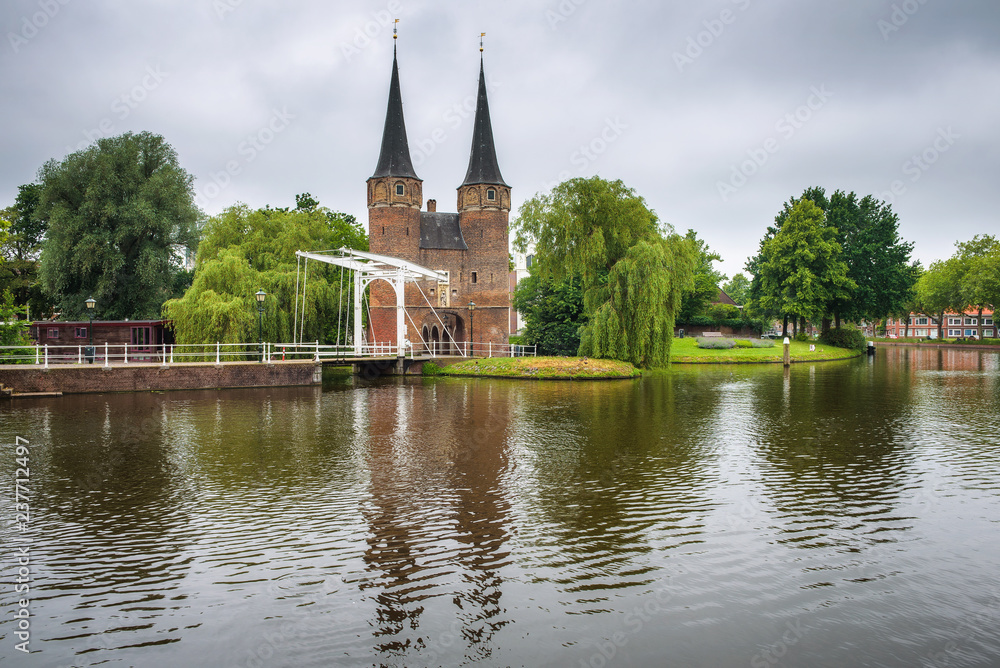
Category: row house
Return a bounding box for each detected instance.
[883,310,995,339]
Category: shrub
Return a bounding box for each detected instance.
[751,339,775,348]
[685,315,715,328]
[794,332,810,342]
[422,362,444,376]
[733,339,753,348]
[819,327,866,351]
[696,337,735,349]
[508,335,525,346]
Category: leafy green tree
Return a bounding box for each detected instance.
[511,273,585,356]
[0,289,31,354]
[916,260,963,339]
[750,199,854,328]
[164,201,366,345]
[512,177,694,368]
[36,132,199,320]
[1,183,48,314]
[678,229,726,323]
[956,235,999,339]
[722,273,750,305]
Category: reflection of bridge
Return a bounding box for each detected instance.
[293,248,534,368]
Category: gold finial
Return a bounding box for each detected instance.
[480,32,485,52]
[393,19,399,40]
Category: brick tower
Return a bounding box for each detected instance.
[367,43,510,354]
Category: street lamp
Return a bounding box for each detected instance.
[468,301,476,355]
[85,297,96,363]
[255,289,266,362]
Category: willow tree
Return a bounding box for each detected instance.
[513,177,695,368]
[163,201,366,345]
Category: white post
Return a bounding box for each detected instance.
[35,345,39,365]
[104,342,109,367]
[315,340,319,362]
[44,344,48,369]
[169,345,174,365]
[489,341,492,358]
[353,271,363,356]
[216,342,220,365]
[78,346,82,365]
[124,343,129,364]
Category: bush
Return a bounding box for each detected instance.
[508,335,525,346]
[733,339,753,348]
[751,339,775,348]
[696,337,735,349]
[794,332,810,342]
[685,315,715,328]
[819,327,866,351]
[422,362,444,376]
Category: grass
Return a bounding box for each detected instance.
[431,356,640,379]
[670,337,860,364]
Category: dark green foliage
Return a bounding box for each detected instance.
[794,332,810,342]
[723,273,750,305]
[678,229,726,322]
[684,315,714,328]
[421,362,444,376]
[0,183,48,313]
[36,132,200,319]
[512,273,585,356]
[819,327,866,351]
[0,289,30,346]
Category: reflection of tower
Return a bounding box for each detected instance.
[366,40,511,351]
[361,381,512,662]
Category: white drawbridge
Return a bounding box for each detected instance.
[293,248,456,358]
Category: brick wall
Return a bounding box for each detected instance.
[0,361,320,395]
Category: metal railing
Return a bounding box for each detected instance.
[0,341,537,366]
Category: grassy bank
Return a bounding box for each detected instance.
[429,356,640,379]
[670,337,860,364]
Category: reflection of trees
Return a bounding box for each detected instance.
[510,372,720,606]
[361,379,513,664]
[748,356,918,551]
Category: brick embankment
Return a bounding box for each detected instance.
[0,361,321,395]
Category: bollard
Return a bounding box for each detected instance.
[867,341,876,357]
[783,336,790,367]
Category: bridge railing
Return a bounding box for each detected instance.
[0,340,537,366]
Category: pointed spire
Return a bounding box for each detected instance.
[371,31,419,180]
[462,51,508,187]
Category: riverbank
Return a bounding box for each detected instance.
[874,339,1000,351]
[670,337,861,364]
[427,356,640,379]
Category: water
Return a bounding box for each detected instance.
[2,346,999,667]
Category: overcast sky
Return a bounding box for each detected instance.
[2,0,998,277]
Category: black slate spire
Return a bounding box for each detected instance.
[462,57,508,187]
[371,45,419,180]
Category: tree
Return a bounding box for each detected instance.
[0,289,31,353]
[36,132,199,320]
[1,183,48,314]
[678,229,726,323]
[512,177,695,368]
[163,200,366,345]
[956,235,999,339]
[511,273,585,356]
[750,199,854,329]
[722,273,750,305]
[916,260,963,339]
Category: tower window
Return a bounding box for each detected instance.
[487,188,496,201]
[406,227,409,236]
[382,226,385,235]
[471,271,478,284]
[396,184,404,196]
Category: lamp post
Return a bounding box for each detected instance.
[255,290,266,362]
[468,301,476,356]
[85,297,96,363]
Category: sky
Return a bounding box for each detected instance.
[2,0,998,278]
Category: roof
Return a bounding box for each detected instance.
[461,57,508,187]
[371,47,420,180]
[420,212,468,250]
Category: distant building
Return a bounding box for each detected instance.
[883,310,994,339]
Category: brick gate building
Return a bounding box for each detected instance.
[366,41,510,353]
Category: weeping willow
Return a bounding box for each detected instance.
[580,237,694,368]
[514,177,696,369]
[163,203,365,345]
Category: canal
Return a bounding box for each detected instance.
[1,346,999,667]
